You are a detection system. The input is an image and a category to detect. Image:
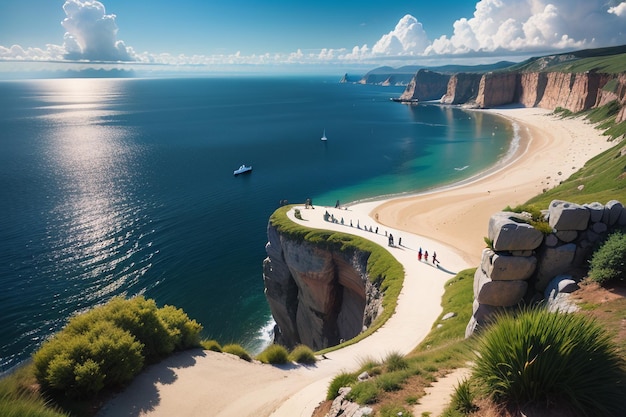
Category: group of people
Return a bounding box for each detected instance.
[418,247,439,266]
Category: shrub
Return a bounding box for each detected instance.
[201,340,222,352]
[346,380,378,404]
[326,372,357,400]
[289,345,317,364]
[33,296,201,398]
[256,344,289,364]
[222,344,251,362]
[157,304,203,349]
[589,231,626,284]
[473,308,625,416]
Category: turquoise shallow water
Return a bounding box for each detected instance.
[0,76,513,371]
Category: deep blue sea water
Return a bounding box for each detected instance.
[0,76,513,371]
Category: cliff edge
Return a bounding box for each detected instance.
[262,212,384,350]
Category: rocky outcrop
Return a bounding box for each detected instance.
[466,199,626,337]
[263,222,382,350]
[398,69,451,102]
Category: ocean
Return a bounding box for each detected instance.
[0,76,513,372]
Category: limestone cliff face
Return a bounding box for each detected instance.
[263,223,382,350]
[399,70,451,102]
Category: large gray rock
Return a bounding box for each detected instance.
[619,207,626,226]
[584,202,605,223]
[476,274,528,307]
[488,212,544,251]
[535,243,577,291]
[603,200,623,226]
[548,200,590,231]
[555,230,578,243]
[544,274,579,299]
[481,249,537,281]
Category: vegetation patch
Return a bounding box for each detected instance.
[589,231,626,284]
[221,344,252,362]
[255,344,289,364]
[32,296,202,399]
[289,344,317,364]
[472,308,626,416]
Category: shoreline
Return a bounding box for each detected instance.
[97,107,617,417]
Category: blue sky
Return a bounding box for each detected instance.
[1,0,625,74]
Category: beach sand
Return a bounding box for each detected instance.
[97,107,616,417]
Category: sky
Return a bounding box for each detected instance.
[0,0,625,75]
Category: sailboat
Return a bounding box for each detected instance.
[321,129,327,141]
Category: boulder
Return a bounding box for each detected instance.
[535,243,577,291]
[584,202,605,223]
[544,274,579,299]
[591,221,608,234]
[548,200,590,230]
[555,230,578,243]
[488,212,544,251]
[476,276,528,307]
[544,233,559,247]
[619,207,626,226]
[603,200,623,226]
[482,249,537,281]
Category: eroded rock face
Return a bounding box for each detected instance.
[399,69,451,102]
[263,223,382,350]
[475,72,518,108]
[441,73,483,104]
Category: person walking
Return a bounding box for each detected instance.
[424,250,429,262]
[432,251,438,265]
[418,247,423,261]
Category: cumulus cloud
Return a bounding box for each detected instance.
[61,0,135,61]
[372,15,430,55]
[423,0,626,56]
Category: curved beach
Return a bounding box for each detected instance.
[98,107,615,417]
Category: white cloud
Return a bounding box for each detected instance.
[609,2,626,17]
[372,15,429,55]
[424,0,625,55]
[61,0,135,61]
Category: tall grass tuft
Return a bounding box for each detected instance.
[473,308,626,416]
[450,378,477,414]
[221,344,251,362]
[255,344,289,364]
[384,351,409,372]
[326,372,357,400]
[289,345,317,364]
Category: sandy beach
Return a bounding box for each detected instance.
[98,107,616,417]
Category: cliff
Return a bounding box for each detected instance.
[409,68,626,118]
[263,219,383,350]
[397,69,450,102]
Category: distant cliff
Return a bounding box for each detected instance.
[397,70,451,102]
[262,210,389,350]
[414,68,626,122]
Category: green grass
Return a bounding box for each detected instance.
[526,138,626,208]
[473,308,626,416]
[221,344,252,362]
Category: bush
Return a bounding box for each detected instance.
[289,345,317,364]
[33,296,202,398]
[222,344,251,362]
[589,231,626,284]
[375,372,405,392]
[256,344,289,364]
[473,308,625,416]
[326,372,357,400]
[450,378,477,414]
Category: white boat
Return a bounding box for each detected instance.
[321,129,327,141]
[233,164,252,176]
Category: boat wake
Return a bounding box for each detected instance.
[454,165,469,171]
